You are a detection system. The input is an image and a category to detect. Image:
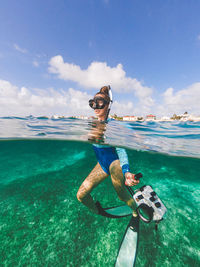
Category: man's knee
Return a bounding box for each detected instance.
[77,182,92,202]
[109,160,123,178]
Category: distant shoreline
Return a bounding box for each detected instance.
[56,114,200,122]
[1,114,200,122]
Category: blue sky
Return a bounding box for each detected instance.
[0,0,200,117]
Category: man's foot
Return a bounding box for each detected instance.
[126,199,138,217]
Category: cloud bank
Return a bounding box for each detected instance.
[1,78,199,117]
[160,83,200,115]
[48,55,154,106]
[1,55,200,117]
[0,79,142,117]
[0,79,92,117]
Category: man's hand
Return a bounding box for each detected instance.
[125,172,140,186]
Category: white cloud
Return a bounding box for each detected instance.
[13,44,28,54]
[33,60,39,67]
[0,79,93,117]
[161,82,200,115]
[48,55,154,107]
[111,101,134,116]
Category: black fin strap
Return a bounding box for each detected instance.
[95,201,105,215]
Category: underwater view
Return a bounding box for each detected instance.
[0,117,200,266]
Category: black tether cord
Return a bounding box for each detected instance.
[126,186,134,196]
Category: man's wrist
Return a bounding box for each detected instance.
[122,164,130,177]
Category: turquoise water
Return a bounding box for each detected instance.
[0,117,200,266]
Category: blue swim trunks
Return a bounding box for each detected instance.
[93,145,119,174]
[92,144,130,176]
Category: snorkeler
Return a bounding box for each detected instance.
[77,86,140,216]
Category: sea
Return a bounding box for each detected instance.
[0,116,199,267]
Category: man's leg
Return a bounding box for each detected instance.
[110,160,137,216]
[77,163,109,214]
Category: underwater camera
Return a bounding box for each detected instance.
[133,185,167,223]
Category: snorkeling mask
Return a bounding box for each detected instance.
[89,97,109,110]
[89,85,113,122]
[89,85,113,110]
[133,185,167,223]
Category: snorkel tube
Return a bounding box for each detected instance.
[105,85,113,121]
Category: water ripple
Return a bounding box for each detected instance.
[0,117,200,158]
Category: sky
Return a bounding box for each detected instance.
[0,0,200,117]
